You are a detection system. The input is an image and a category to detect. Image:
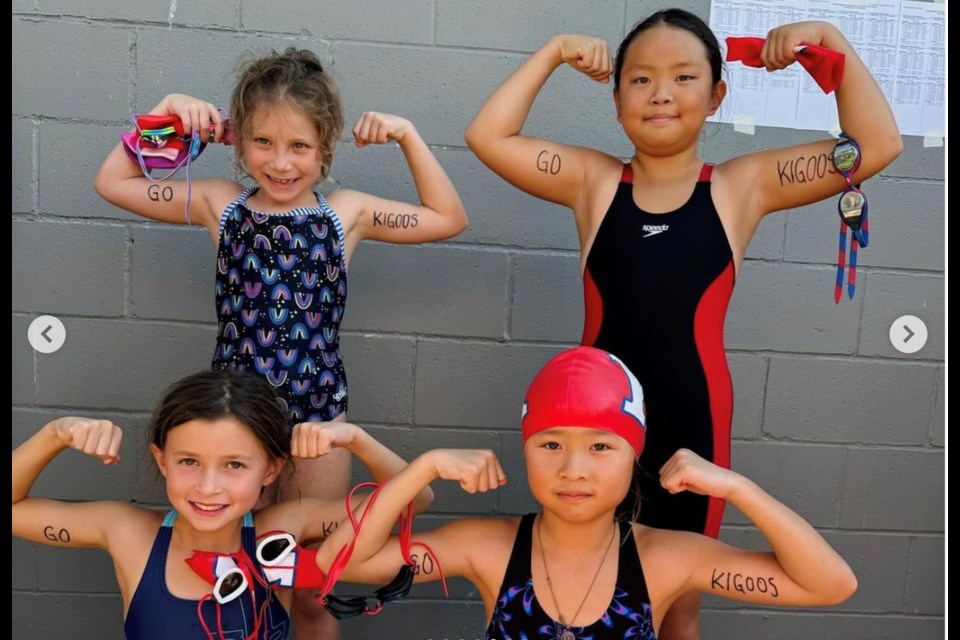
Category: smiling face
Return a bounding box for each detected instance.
[524,427,635,522]
[614,24,726,157]
[151,417,283,533]
[240,101,327,211]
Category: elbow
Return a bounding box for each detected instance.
[879,130,903,170]
[464,122,488,154]
[453,208,469,236]
[92,170,107,199]
[415,486,436,515]
[464,124,479,151]
[436,207,469,240]
[882,129,904,166]
[93,166,118,203]
[823,566,858,605]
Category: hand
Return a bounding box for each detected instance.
[49,417,122,465]
[290,421,359,459]
[426,449,506,494]
[761,21,831,71]
[555,35,613,83]
[659,448,741,499]
[158,93,225,143]
[352,112,413,148]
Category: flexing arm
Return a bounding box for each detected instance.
[12,418,127,549]
[661,449,857,607]
[464,35,614,209]
[92,93,236,232]
[290,422,434,543]
[345,113,467,245]
[730,21,902,216]
[314,448,505,577]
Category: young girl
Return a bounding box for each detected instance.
[93,47,467,636]
[337,346,857,639]
[464,11,899,638]
[11,370,433,639]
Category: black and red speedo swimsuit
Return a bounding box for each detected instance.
[582,163,734,537]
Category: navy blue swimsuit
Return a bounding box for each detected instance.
[124,511,290,639]
[212,189,349,425]
[582,164,734,538]
[485,514,656,640]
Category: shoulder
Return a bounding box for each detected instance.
[198,178,246,229]
[323,188,367,222]
[712,154,766,213]
[102,504,166,553]
[579,151,630,225]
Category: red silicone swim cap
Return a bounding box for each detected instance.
[522,347,646,457]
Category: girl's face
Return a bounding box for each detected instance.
[614,24,726,157]
[241,101,326,210]
[525,427,635,522]
[151,417,284,533]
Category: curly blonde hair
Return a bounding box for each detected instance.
[230,48,343,179]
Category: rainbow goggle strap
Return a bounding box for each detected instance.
[120,112,233,225]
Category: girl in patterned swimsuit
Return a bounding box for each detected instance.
[94,47,467,637]
[333,347,857,640]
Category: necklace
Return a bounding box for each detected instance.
[537,515,618,640]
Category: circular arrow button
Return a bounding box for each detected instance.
[889,315,928,355]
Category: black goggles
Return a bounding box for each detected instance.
[322,563,416,620]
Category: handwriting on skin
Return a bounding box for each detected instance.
[373,211,419,229]
[409,552,435,575]
[321,521,339,538]
[43,525,71,543]
[537,150,561,175]
[711,569,779,597]
[148,184,174,202]
[776,153,837,186]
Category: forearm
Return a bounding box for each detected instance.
[465,37,563,149]
[397,129,466,224]
[347,428,434,513]
[822,23,901,162]
[318,452,439,569]
[12,424,68,504]
[93,96,172,198]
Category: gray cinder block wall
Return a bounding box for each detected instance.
[12,1,944,638]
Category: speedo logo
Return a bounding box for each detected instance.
[642,224,669,238]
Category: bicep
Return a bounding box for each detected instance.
[688,540,830,607]
[12,499,127,549]
[338,523,475,586]
[95,146,226,230]
[743,140,860,216]
[350,193,462,244]
[471,135,596,208]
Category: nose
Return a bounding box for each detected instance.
[558,450,589,480]
[197,467,222,495]
[650,80,674,105]
[269,148,294,171]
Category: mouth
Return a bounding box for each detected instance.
[556,492,592,502]
[189,501,229,516]
[266,175,299,187]
[644,115,678,124]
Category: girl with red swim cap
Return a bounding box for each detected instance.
[465,11,900,636]
[329,347,857,639]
